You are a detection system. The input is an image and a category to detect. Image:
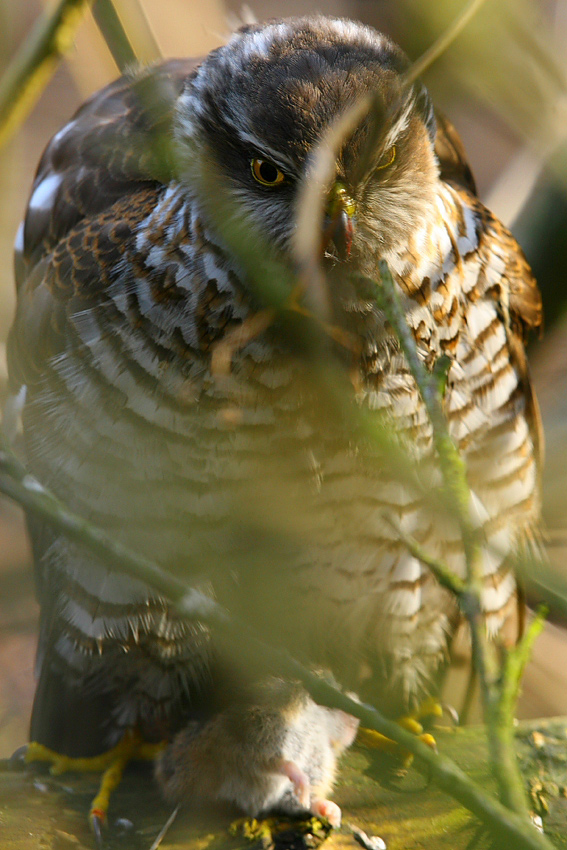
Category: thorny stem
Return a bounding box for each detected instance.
[0,432,554,850]
[0,0,94,150]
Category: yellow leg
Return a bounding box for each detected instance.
[26,731,165,832]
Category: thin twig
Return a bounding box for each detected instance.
[0,0,95,150]
[405,0,492,84]
[148,805,179,850]
[375,262,472,537]
[114,0,162,64]
[382,514,466,596]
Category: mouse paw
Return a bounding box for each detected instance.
[310,798,341,828]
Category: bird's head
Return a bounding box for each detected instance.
[174,16,440,279]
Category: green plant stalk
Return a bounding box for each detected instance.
[375,259,532,819]
[405,0,492,84]
[382,514,466,596]
[493,609,548,813]
[375,261,473,541]
[0,0,94,150]
[0,435,555,850]
[92,0,138,70]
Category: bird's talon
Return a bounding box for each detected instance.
[418,732,437,752]
[441,702,460,726]
[398,717,423,736]
[24,732,164,832]
[357,700,441,764]
[90,811,106,849]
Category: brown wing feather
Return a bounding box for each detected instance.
[8,186,163,390]
[489,214,544,490]
[9,59,201,391]
[16,59,200,287]
[435,110,477,196]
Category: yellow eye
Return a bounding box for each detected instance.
[251,158,286,186]
[376,145,396,170]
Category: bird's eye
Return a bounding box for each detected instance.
[376,145,396,170]
[251,158,286,187]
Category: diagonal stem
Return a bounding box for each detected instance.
[0,0,95,150]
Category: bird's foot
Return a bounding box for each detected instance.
[356,697,442,768]
[25,731,165,840]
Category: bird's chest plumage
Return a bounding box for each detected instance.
[21,180,537,709]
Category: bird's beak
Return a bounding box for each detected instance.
[322,182,356,260]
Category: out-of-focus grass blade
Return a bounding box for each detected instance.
[0,0,94,150]
[92,0,162,69]
[92,0,138,69]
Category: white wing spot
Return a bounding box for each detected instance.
[52,119,77,146]
[14,221,24,253]
[29,172,63,212]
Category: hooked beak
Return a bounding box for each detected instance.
[322,182,356,260]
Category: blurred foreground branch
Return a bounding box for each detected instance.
[0,0,94,150]
[91,0,162,70]
[0,428,554,850]
[405,0,491,84]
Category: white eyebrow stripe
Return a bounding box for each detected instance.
[382,96,415,149]
[234,130,299,173]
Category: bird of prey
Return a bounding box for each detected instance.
[8,15,542,824]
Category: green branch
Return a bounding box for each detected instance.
[0,0,95,150]
[373,259,539,823]
[92,0,139,70]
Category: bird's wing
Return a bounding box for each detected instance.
[434,110,477,196]
[491,213,545,491]
[8,58,199,391]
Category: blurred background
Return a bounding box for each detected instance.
[0,0,566,757]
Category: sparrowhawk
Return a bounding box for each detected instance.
[7,15,542,822]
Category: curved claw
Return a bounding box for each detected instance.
[9,744,28,767]
[90,810,106,849]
